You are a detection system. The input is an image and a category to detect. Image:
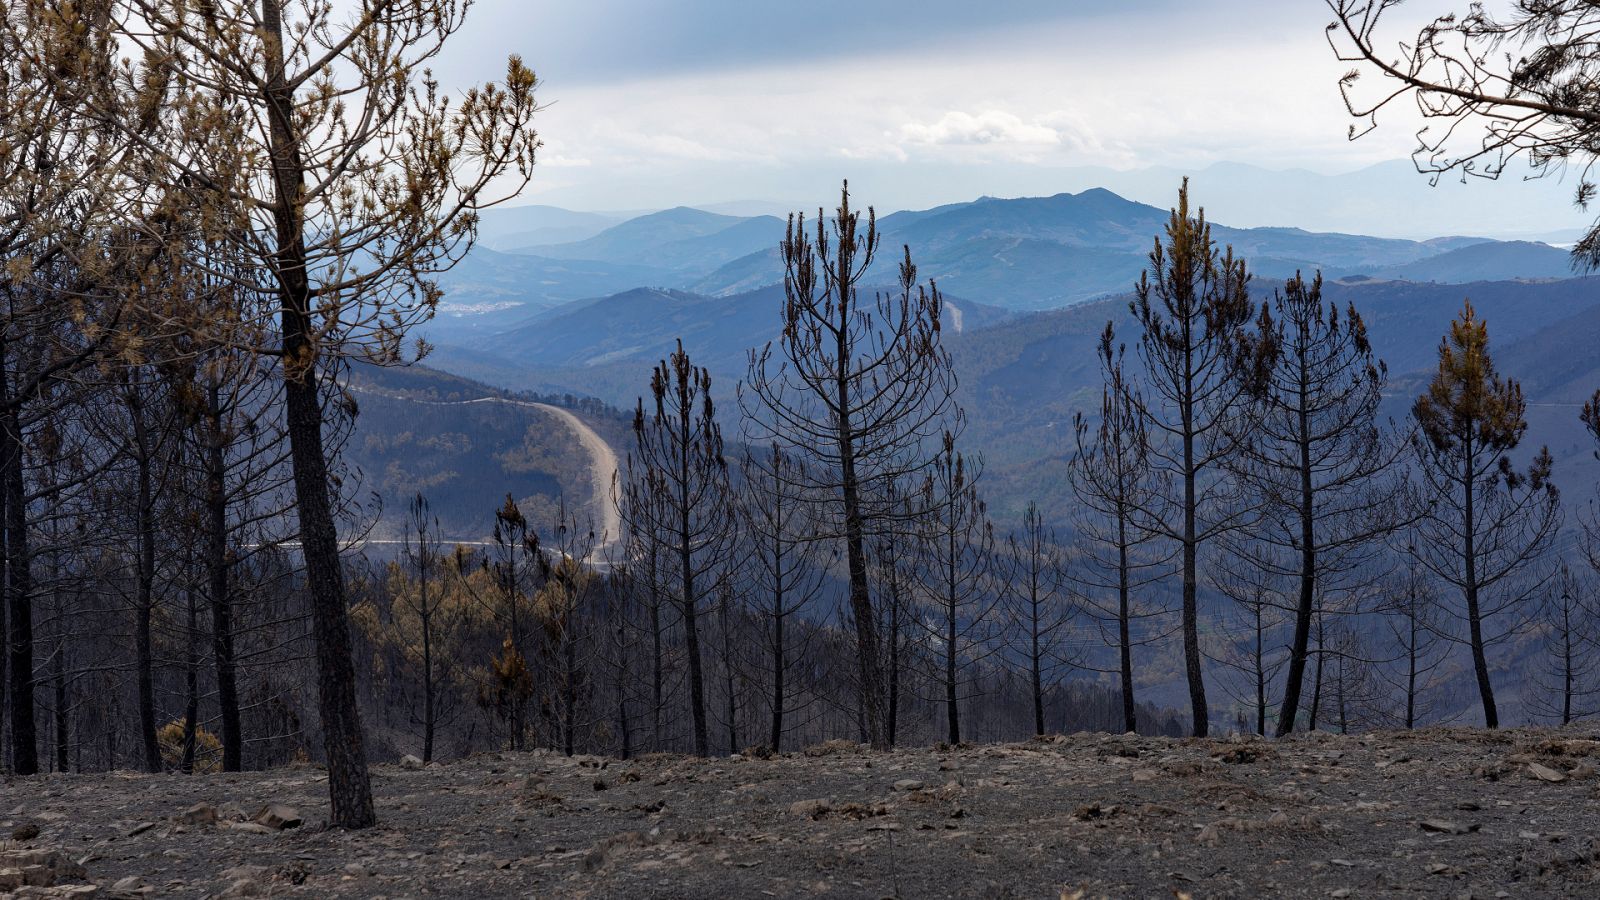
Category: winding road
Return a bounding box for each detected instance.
[348,384,622,561]
[530,401,622,559]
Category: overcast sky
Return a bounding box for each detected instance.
[429,0,1587,237]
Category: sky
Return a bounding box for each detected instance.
[429,0,1590,238]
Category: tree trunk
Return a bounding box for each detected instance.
[722,607,736,755]
[945,596,960,746]
[649,563,663,751]
[262,0,374,827]
[1276,406,1318,737]
[421,579,434,764]
[678,408,709,756]
[1117,514,1136,734]
[1562,606,1573,726]
[52,636,67,773]
[130,384,161,774]
[886,580,901,747]
[181,590,200,774]
[1181,413,1208,737]
[0,442,7,771]
[1309,611,1325,731]
[770,587,784,753]
[1461,450,1497,728]
[563,623,577,757]
[205,386,242,771]
[1254,602,1265,736]
[1406,605,1418,730]
[3,342,38,775]
[834,365,886,749]
[1030,625,1044,736]
[681,589,708,756]
[615,608,631,760]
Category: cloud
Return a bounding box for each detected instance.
[540,154,592,168]
[890,109,1136,167]
[899,110,1061,146]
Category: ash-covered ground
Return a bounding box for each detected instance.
[5,727,1600,898]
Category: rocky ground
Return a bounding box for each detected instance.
[4,727,1600,898]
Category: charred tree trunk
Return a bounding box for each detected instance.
[262,0,374,827]
[181,590,200,774]
[3,340,38,776]
[1461,450,1498,728]
[205,385,242,771]
[1117,518,1136,734]
[129,382,161,774]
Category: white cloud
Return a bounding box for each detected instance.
[540,154,592,167]
[899,110,1061,146]
[485,3,1430,209]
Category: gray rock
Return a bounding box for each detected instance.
[252,804,302,831]
[789,798,831,819]
[177,803,217,826]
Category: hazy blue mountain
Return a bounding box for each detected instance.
[481,283,1013,376]
[435,188,1581,347]
[426,247,679,342]
[1366,240,1577,283]
[947,275,1600,519]
[472,204,623,251]
[688,189,1573,309]
[532,207,784,274]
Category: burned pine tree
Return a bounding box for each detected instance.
[1208,555,1289,737]
[740,444,833,753]
[1411,302,1561,728]
[534,498,599,757]
[0,3,135,776]
[1528,564,1600,726]
[1001,503,1073,737]
[914,433,997,747]
[1126,180,1260,738]
[401,494,450,763]
[1069,323,1170,735]
[1229,271,1406,736]
[1378,545,1452,730]
[743,183,959,750]
[85,0,541,826]
[623,342,735,758]
[481,496,540,751]
[616,470,672,751]
[870,480,922,747]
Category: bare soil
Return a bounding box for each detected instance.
[5,727,1600,898]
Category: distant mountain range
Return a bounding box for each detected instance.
[413,184,1600,526]
[371,190,1600,729]
[429,187,1580,347]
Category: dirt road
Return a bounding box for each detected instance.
[347,384,622,559]
[531,401,622,559]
